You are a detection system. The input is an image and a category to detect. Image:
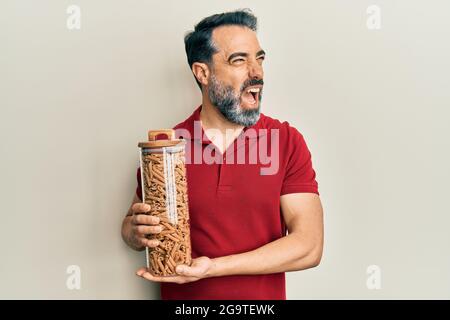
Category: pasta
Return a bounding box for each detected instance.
[140,149,192,276]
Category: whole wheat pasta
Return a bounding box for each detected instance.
[140,148,192,276]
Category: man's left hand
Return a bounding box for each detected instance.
[136,256,214,284]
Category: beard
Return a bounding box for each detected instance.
[207,73,263,127]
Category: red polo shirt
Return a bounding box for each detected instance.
[136,105,319,300]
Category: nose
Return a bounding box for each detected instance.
[248,60,264,80]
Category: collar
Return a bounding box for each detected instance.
[180,105,267,145]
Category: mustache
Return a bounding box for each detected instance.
[240,79,264,92]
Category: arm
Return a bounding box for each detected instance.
[209,192,324,276]
[136,192,324,283]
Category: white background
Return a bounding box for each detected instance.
[1,0,449,299]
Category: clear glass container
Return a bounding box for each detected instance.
[138,129,192,276]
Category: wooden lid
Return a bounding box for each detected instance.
[138,129,185,148]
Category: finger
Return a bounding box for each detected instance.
[135,225,162,235]
[141,238,160,248]
[136,269,188,284]
[132,203,151,214]
[136,267,147,276]
[135,268,169,281]
[176,264,197,277]
[133,214,160,225]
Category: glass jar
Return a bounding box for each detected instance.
[138,129,192,276]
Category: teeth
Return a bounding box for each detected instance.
[247,88,260,93]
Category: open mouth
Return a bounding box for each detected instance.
[242,87,260,105]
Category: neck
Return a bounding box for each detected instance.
[199,91,244,134]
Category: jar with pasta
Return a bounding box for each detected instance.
[138,129,192,276]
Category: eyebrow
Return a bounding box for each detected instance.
[227,49,266,62]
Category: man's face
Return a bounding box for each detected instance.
[207,25,265,126]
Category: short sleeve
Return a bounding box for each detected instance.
[281,127,319,196]
[136,167,143,201]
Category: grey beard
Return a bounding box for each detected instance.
[208,74,261,127]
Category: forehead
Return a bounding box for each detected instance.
[211,25,261,58]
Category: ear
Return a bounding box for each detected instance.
[192,62,210,86]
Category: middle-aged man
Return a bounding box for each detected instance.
[121,9,324,300]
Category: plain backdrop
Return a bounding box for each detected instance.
[1,0,449,299]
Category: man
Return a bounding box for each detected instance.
[121,9,323,300]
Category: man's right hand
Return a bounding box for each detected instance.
[127,203,162,250]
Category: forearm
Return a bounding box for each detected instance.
[208,233,322,277]
[121,216,145,251]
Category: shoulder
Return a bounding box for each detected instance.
[258,113,305,142]
[172,107,200,137]
[173,118,189,131]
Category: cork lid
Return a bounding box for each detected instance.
[138,129,185,148]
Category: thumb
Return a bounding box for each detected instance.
[176,264,194,276]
